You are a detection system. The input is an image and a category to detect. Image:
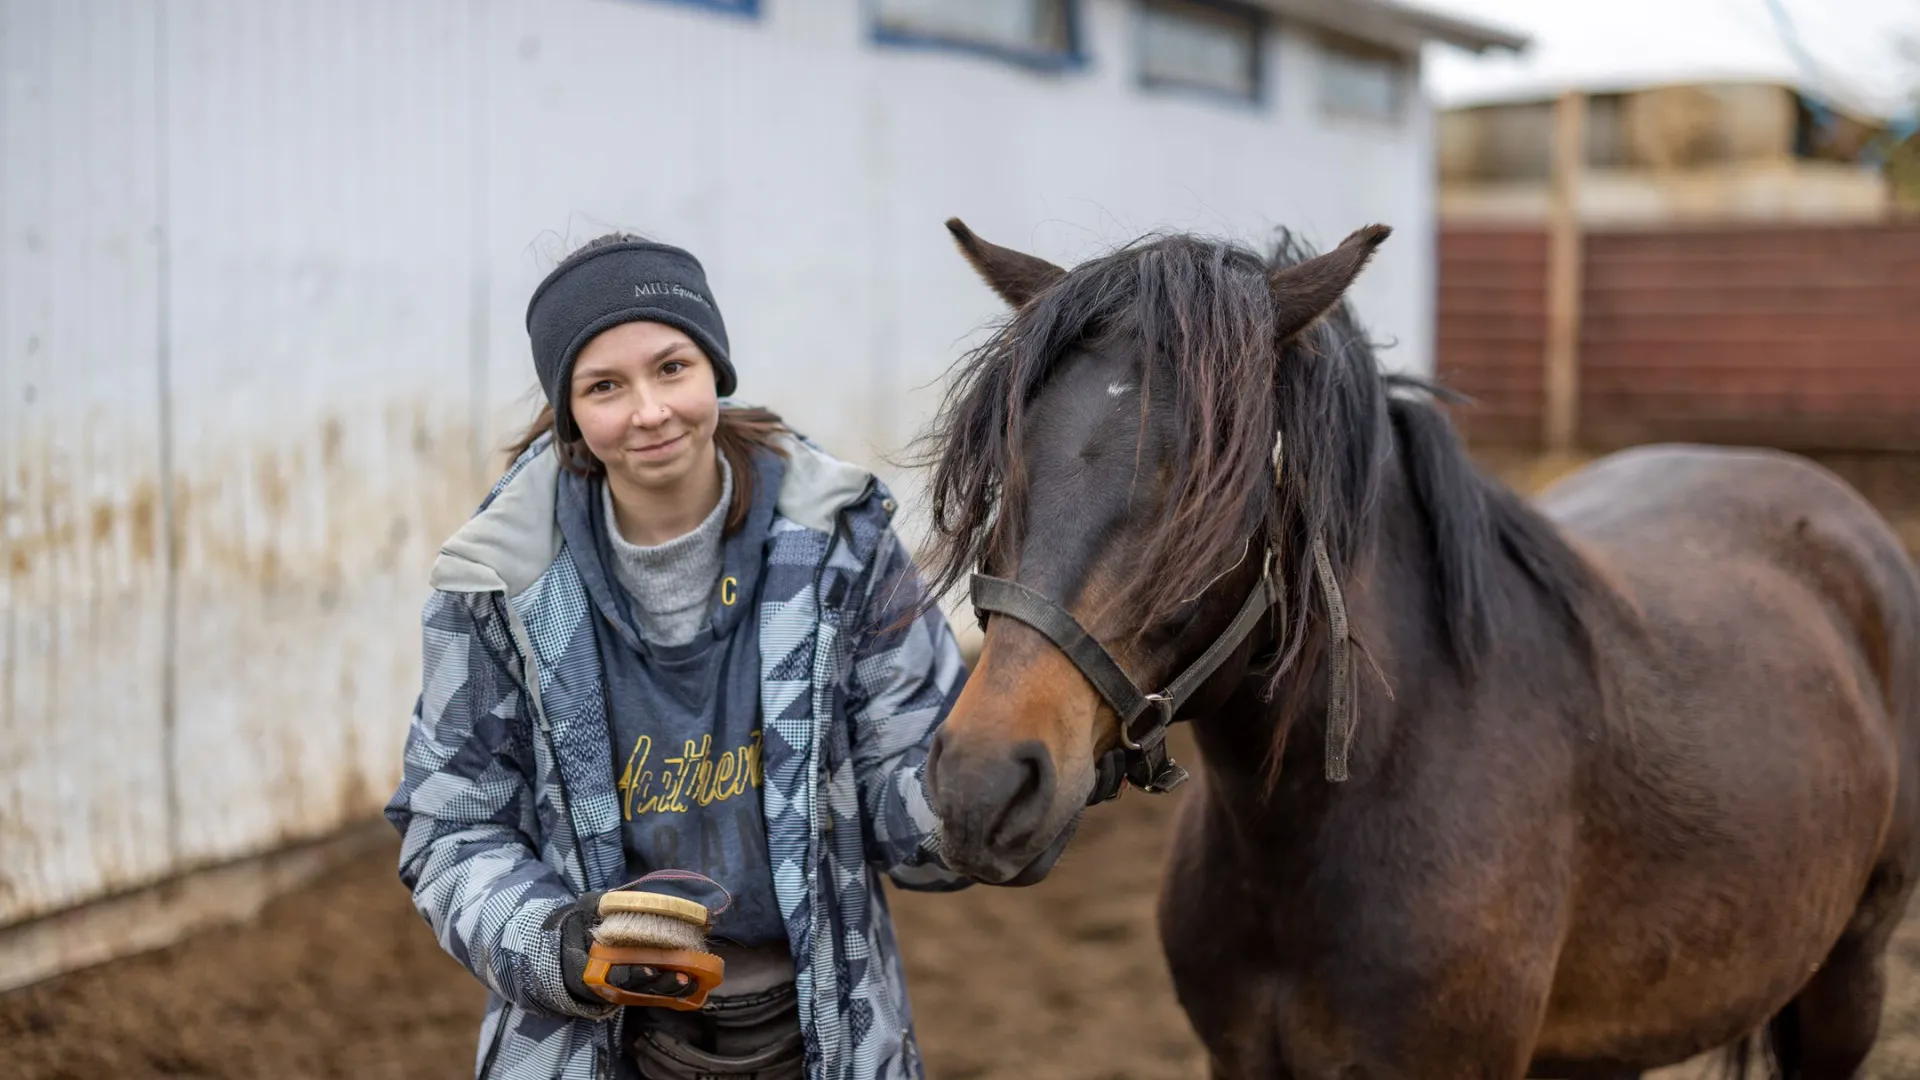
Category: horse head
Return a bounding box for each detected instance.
[918,218,1390,884]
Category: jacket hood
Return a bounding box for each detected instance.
[430,427,874,597]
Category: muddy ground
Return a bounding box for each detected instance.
[6,450,1920,1079]
[7,763,1920,1080]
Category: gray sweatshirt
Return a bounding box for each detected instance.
[601,456,732,647]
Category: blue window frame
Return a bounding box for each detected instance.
[1137,0,1266,107]
[870,0,1085,73]
[637,0,762,18]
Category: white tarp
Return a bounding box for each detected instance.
[1420,0,1919,118]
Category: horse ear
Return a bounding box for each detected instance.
[1268,224,1391,341]
[945,218,1066,308]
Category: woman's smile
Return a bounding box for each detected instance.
[629,431,687,459]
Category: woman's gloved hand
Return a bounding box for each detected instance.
[551,890,606,1006]
[551,891,698,1005]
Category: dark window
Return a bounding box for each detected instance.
[1139,0,1263,104]
[873,0,1081,70]
[1319,32,1407,122]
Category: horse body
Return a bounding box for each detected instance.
[1534,446,1920,1073]
[916,218,1920,1078]
[1161,443,1920,1078]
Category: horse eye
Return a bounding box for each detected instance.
[1144,604,1200,647]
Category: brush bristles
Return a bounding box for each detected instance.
[593,910,706,952]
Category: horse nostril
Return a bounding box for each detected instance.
[1009,744,1045,805]
[925,727,951,799]
[990,740,1057,849]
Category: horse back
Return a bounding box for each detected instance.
[1508,444,1920,1062]
[1537,442,1920,772]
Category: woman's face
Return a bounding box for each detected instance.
[569,321,721,493]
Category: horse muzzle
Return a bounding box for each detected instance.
[926,730,1089,884]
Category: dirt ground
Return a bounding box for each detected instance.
[6,757,1920,1080]
[11,757,1920,1076]
[0,785,1213,1080]
[7,449,1920,1079]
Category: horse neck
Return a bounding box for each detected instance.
[1188,441,1575,824]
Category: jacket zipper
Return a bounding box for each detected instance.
[494,593,593,890]
[476,1001,510,1080]
[801,484,870,1078]
[486,593,602,1080]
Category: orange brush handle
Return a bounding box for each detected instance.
[582,944,726,1011]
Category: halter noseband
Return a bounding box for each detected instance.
[964,434,1356,798]
[968,550,1281,796]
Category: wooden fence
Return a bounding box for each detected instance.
[1437,223,1920,452]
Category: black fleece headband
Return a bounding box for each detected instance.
[525,240,736,437]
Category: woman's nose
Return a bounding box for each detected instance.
[629,398,670,427]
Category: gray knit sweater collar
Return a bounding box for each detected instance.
[601,456,732,647]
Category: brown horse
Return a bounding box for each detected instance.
[915,218,1920,1078]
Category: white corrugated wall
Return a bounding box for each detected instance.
[1,0,1436,930]
[4,0,173,926]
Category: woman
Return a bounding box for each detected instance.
[386,233,971,1080]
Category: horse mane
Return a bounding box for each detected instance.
[915,226,1601,697]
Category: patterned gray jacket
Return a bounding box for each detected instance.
[385,429,970,1080]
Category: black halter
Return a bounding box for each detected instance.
[965,436,1358,797]
[968,549,1280,796]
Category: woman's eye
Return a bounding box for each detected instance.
[590,380,616,394]
[661,360,687,377]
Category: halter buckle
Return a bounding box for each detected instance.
[1121,693,1176,752]
[1131,753,1191,795]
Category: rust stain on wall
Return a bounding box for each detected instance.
[162,402,485,870]
[320,416,344,469]
[4,437,161,583]
[254,454,291,520]
[4,402,487,927]
[129,482,158,563]
[3,420,174,928]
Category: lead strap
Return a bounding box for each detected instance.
[1280,431,1354,783]
[1313,534,1352,782]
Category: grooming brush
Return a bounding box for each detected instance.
[582,877,728,1011]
